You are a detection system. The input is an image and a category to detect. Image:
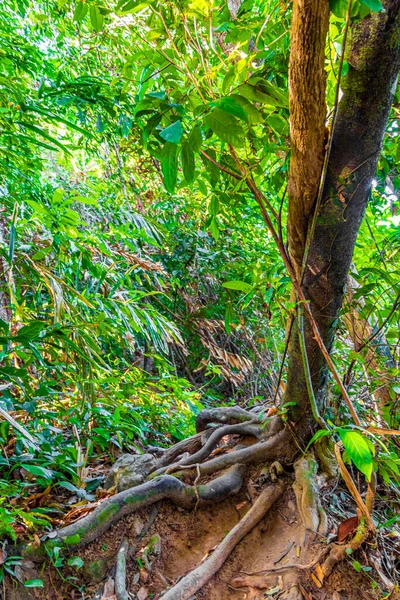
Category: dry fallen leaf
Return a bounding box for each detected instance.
[311,572,322,588]
[299,582,313,599]
[315,562,324,584]
[137,586,149,600]
[337,516,359,542]
[102,577,115,598]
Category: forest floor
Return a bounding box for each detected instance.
[5,461,398,600]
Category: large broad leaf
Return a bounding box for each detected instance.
[181,142,195,183]
[360,0,383,11]
[73,1,88,21]
[338,429,373,481]
[90,5,104,31]
[204,108,245,148]
[161,142,178,193]
[239,77,288,108]
[188,125,203,152]
[159,121,184,144]
[222,280,253,292]
[21,464,54,480]
[214,97,248,122]
[268,114,289,136]
[229,94,263,124]
[329,0,348,16]
[14,321,46,342]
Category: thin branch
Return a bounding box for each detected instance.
[199,149,242,180]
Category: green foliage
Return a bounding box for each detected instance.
[338,429,374,481]
[0,0,398,552]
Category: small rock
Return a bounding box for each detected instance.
[104,453,156,492]
[137,586,149,600]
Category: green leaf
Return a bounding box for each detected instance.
[73,2,88,21]
[222,66,236,94]
[214,97,248,122]
[360,0,383,11]
[159,121,184,144]
[209,216,219,241]
[21,464,54,480]
[352,560,362,573]
[329,0,348,16]
[161,142,178,193]
[239,77,288,108]
[209,196,219,217]
[222,280,253,292]
[67,556,84,568]
[305,428,332,452]
[16,123,70,154]
[24,580,44,588]
[15,321,46,341]
[229,94,263,124]
[188,125,203,152]
[204,108,245,148]
[64,533,81,545]
[90,5,104,31]
[338,429,373,481]
[268,114,288,136]
[181,143,195,183]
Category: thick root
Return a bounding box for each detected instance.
[159,479,286,600]
[293,454,327,541]
[154,422,263,476]
[45,465,244,550]
[195,406,256,432]
[115,540,129,600]
[154,431,204,469]
[173,428,291,479]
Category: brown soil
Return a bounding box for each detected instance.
[3,471,391,600]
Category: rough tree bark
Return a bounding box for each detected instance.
[285,0,400,428]
[287,0,330,278]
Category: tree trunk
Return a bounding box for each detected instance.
[285,1,400,429]
[287,0,330,279]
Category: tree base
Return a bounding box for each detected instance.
[7,408,393,600]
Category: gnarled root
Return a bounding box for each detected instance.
[154,422,263,476]
[155,431,204,469]
[293,454,327,543]
[195,406,256,432]
[115,539,129,600]
[172,428,291,479]
[46,465,245,550]
[159,479,286,600]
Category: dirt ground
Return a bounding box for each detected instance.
[3,469,397,600]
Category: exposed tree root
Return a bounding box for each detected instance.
[115,539,129,600]
[159,479,286,600]
[293,454,327,541]
[46,464,245,549]
[172,427,291,479]
[155,422,263,476]
[195,407,256,432]
[155,431,204,469]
